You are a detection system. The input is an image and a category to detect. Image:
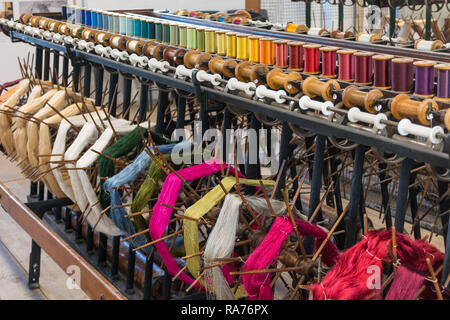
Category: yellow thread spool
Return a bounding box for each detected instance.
[205,28,217,53]
[236,33,249,60]
[216,30,226,56]
[226,32,237,58]
[249,36,261,63]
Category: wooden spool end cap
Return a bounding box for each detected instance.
[235,61,253,82]
[250,64,269,85]
[152,43,167,61]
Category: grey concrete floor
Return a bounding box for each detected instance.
[0,153,89,300]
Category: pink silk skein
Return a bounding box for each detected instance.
[385,265,425,300]
[309,230,444,300]
[148,159,242,290]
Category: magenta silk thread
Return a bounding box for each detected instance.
[385,265,425,300]
[148,159,243,290]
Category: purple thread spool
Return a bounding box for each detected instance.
[435,64,450,102]
[391,58,414,93]
[414,60,436,97]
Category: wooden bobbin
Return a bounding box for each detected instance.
[266,68,302,95]
[152,43,168,61]
[390,94,439,125]
[301,76,340,101]
[95,32,113,47]
[341,85,384,114]
[142,41,159,58]
[29,15,42,27]
[163,46,187,66]
[330,30,353,39]
[58,23,71,36]
[70,25,84,39]
[415,39,444,51]
[285,23,309,33]
[208,56,237,78]
[38,17,50,30]
[20,13,33,25]
[81,28,97,42]
[110,35,129,51]
[229,9,252,19]
[356,32,381,42]
[444,109,450,131]
[126,39,147,55]
[184,50,212,71]
[235,61,268,85]
[48,20,61,33]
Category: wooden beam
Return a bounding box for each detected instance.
[246,0,260,12]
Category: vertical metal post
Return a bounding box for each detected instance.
[246,114,261,183]
[389,6,396,38]
[62,56,69,87]
[156,90,168,133]
[52,52,59,85]
[176,95,186,130]
[338,1,344,31]
[394,158,413,233]
[139,84,149,123]
[94,66,104,106]
[378,162,392,228]
[305,1,311,28]
[122,78,132,120]
[75,212,82,242]
[143,250,154,300]
[97,233,107,267]
[308,135,326,221]
[86,225,94,254]
[409,186,421,239]
[439,181,450,245]
[344,144,366,249]
[275,121,292,199]
[35,46,43,80]
[126,244,136,294]
[222,108,231,163]
[43,49,50,81]
[64,208,72,232]
[83,63,91,98]
[28,240,41,289]
[110,236,120,280]
[425,4,432,40]
[162,267,171,300]
[108,72,119,117]
[330,155,345,248]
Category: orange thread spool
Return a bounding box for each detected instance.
[249,36,261,63]
[260,38,275,65]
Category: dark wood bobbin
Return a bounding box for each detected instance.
[266,68,302,95]
[126,39,147,55]
[235,61,268,85]
[152,43,168,61]
[184,50,212,71]
[301,76,340,101]
[390,94,439,125]
[163,46,186,66]
[208,56,237,78]
[142,41,159,58]
[341,85,384,114]
[330,30,354,39]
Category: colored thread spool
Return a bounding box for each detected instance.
[260,38,275,65]
[70,25,84,39]
[184,50,211,70]
[148,20,156,40]
[126,16,134,36]
[249,36,261,63]
[102,12,108,30]
[337,49,356,82]
[373,55,394,89]
[49,20,61,33]
[205,29,217,53]
[141,20,149,39]
[208,56,237,78]
[301,76,340,101]
[97,11,103,30]
[435,64,450,102]
[415,39,444,51]
[274,40,288,68]
[107,13,114,32]
[285,23,308,33]
[266,68,302,94]
[91,10,97,28]
[226,32,237,58]
[391,58,414,93]
[179,25,187,48]
[414,60,436,97]
[391,94,438,125]
[170,24,179,45]
[112,14,120,33]
[126,39,146,55]
[81,28,96,42]
[197,28,206,51]
[155,21,163,42]
[330,30,353,39]
[39,18,50,29]
[356,33,381,42]
[236,33,249,60]
[163,46,186,66]
[341,85,384,113]
[307,27,328,36]
[235,61,268,85]
[162,22,170,43]
[354,51,374,85]
[80,8,86,25]
[216,30,226,56]
[288,42,304,71]
[133,17,142,37]
[187,27,197,49]
[85,9,91,26]
[320,46,339,78]
[303,44,321,74]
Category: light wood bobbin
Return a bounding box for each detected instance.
[208,56,237,78]
[266,68,302,95]
[301,76,340,101]
[444,109,450,131]
[415,39,444,51]
[341,85,384,113]
[110,35,128,51]
[126,39,147,55]
[391,94,439,125]
[184,50,212,71]
[235,61,268,85]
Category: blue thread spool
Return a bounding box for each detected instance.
[119,14,126,34]
[61,5,67,20]
[113,13,120,33]
[133,17,141,37]
[126,16,134,36]
[148,19,155,40]
[97,10,103,29]
[80,8,86,25]
[85,9,92,26]
[108,13,114,32]
[102,12,109,30]
[91,10,97,28]
[141,19,149,38]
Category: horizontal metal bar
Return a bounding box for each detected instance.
[0,182,126,300]
[149,12,450,63]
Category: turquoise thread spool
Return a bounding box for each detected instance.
[102,12,109,30]
[148,19,155,40]
[133,17,141,37]
[119,14,126,34]
[107,13,114,31]
[140,19,149,38]
[97,11,103,29]
[113,14,120,33]
[126,16,134,36]
[91,10,97,28]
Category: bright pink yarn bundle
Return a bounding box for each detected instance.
[243,216,293,300]
[148,159,242,290]
[385,265,425,300]
[309,230,444,300]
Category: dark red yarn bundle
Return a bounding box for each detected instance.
[309,230,444,300]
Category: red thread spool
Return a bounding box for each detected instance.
[391,58,414,93]
[373,54,393,89]
[288,41,304,71]
[320,46,339,78]
[354,51,374,85]
[337,49,356,82]
[303,44,321,74]
[274,40,288,68]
